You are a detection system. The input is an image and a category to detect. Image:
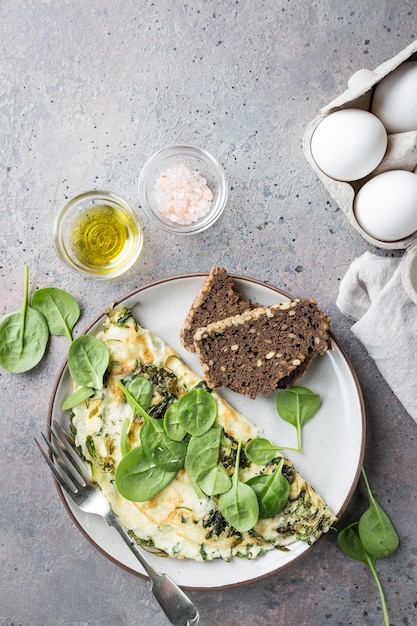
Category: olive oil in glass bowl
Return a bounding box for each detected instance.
[53,190,144,279]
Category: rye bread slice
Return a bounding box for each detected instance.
[180,266,256,352]
[193,299,332,399]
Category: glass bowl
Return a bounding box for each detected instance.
[138,145,228,234]
[53,190,144,280]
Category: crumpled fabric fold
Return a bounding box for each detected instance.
[336,251,417,422]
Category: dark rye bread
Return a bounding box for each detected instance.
[193,299,332,399]
[180,266,256,352]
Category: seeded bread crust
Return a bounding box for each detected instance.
[193,299,332,399]
[180,266,256,352]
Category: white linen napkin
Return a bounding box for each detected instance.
[336,251,417,422]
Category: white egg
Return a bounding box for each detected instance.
[354,170,417,242]
[372,62,417,133]
[310,108,387,181]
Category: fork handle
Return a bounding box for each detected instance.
[106,512,199,626]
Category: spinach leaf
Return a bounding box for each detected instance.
[164,402,187,442]
[218,441,259,532]
[338,521,374,564]
[68,335,109,389]
[276,386,321,451]
[184,423,222,497]
[338,522,390,626]
[177,387,217,436]
[117,379,187,472]
[0,266,49,373]
[197,464,231,497]
[115,445,176,502]
[358,468,399,559]
[337,469,400,626]
[119,377,153,457]
[246,457,290,518]
[245,437,296,465]
[120,417,131,457]
[141,417,187,472]
[31,287,80,342]
[126,376,153,412]
[61,385,94,410]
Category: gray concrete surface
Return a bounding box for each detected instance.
[1,1,416,625]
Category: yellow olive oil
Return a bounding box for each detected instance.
[69,205,136,272]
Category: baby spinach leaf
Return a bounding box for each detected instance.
[117,378,154,423]
[198,464,231,497]
[246,457,290,518]
[120,417,131,457]
[140,417,187,472]
[61,385,94,410]
[115,445,176,502]
[276,386,321,451]
[164,402,187,442]
[117,379,187,472]
[126,376,153,412]
[218,441,259,532]
[0,266,49,373]
[245,437,296,465]
[338,521,373,565]
[177,387,217,436]
[68,335,109,389]
[31,287,80,342]
[338,521,390,626]
[338,469,400,626]
[184,423,222,497]
[358,468,399,559]
[118,377,153,457]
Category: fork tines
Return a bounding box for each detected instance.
[35,421,90,498]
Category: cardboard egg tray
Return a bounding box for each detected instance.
[303,40,417,304]
[303,40,417,250]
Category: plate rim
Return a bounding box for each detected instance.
[47,272,366,590]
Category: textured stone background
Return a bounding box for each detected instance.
[1,1,416,625]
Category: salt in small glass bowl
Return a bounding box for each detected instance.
[138,145,228,234]
[53,190,144,280]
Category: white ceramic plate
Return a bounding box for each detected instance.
[48,274,365,590]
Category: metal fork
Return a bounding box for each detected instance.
[35,420,199,626]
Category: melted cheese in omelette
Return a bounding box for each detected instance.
[70,308,337,562]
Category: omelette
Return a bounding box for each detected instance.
[69,307,337,562]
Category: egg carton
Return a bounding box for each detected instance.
[303,40,417,304]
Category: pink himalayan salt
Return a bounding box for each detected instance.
[154,163,213,225]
